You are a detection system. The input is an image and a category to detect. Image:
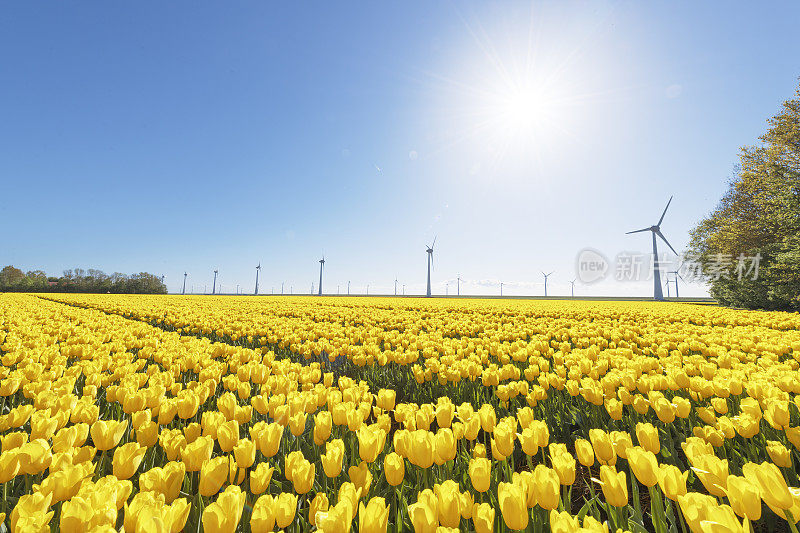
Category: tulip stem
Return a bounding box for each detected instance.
[648,485,667,533]
[786,510,800,533]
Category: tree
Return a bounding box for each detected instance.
[688,79,800,310]
[0,266,25,289]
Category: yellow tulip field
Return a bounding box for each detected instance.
[3,293,800,532]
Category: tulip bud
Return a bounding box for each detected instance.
[498,481,529,530]
[359,497,390,533]
[598,465,628,508]
[384,452,405,486]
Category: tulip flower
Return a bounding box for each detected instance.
[742,461,793,512]
[589,429,616,466]
[322,439,345,478]
[233,438,256,469]
[309,493,329,527]
[575,438,594,467]
[217,420,239,453]
[180,435,214,472]
[498,481,529,530]
[90,419,128,451]
[199,456,229,496]
[691,454,729,497]
[384,452,405,486]
[259,422,283,458]
[408,490,438,533]
[725,475,762,521]
[250,462,275,495]
[359,425,385,463]
[0,449,20,483]
[349,461,373,495]
[533,465,560,510]
[472,502,495,533]
[469,457,491,493]
[636,422,661,454]
[274,492,298,529]
[434,428,456,465]
[202,486,246,533]
[17,439,52,475]
[678,492,717,532]
[658,464,688,501]
[314,411,333,445]
[291,458,315,494]
[359,497,390,533]
[552,452,576,486]
[626,446,659,487]
[767,440,792,468]
[597,465,628,508]
[62,495,100,533]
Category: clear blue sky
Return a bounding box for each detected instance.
[2,2,799,296]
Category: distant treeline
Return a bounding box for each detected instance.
[0,266,167,294]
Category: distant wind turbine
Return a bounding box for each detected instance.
[182,272,187,295]
[457,275,463,296]
[347,281,350,296]
[570,279,576,297]
[667,270,683,298]
[374,164,383,174]
[254,263,261,295]
[212,270,218,295]
[500,282,504,297]
[626,196,678,301]
[318,256,325,296]
[426,236,436,297]
[394,278,398,296]
[542,271,554,297]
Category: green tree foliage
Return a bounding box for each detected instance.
[689,80,800,310]
[0,266,167,294]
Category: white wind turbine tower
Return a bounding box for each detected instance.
[318,256,325,296]
[182,272,187,295]
[254,263,261,295]
[542,271,554,297]
[425,236,436,297]
[394,278,398,296]
[570,279,576,297]
[212,269,218,295]
[457,275,463,296]
[626,196,678,301]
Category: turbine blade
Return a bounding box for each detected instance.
[657,196,673,226]
[655,229,679,256]
[432,235,437,248]
[626,227,651,234]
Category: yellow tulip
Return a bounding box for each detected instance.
[233,438,256,469]
[469,457,491,493]
[636,422,661,454]
[180,435,214,472]
[626,446,659,487]
[202,486,246,533]
[258,422,283,458]
[408,489,438,533]
[589,429,616,466]
[314,411,333,445]
[472,502,495,533]
[348,461,373,495]
[217,420,239,453]
[199,456,229,496]
[384,452,405,486]
[658,464,688,501]
[725,475,762,521]
[575,438,594,467]
[498,481,529,530]
[359,496,390,533]
[598,465,628,508]
[90,419,128,451]
[250,463,275,495]
[767,440,792,468]
[250,495,276,533]
[112,442,147,480]
[275,492,298,529]
[309,493,329,527]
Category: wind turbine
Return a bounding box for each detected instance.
[570,279,576,297]
[667,270,683,298]
[254,264,261,295]
[500,282,504,297]
[182,272,187,295]
[542,272,554,297]
[446,282,449,296]
[212,270,218,295]
[311,282,314,295]
[347,281,350,295]
[426,236,436,297]
[318,256,325,296]
[402,284,405,295]
[281,282,284,295]
[457,275,462,296]
[626,196,678,301]
[160,275,165,285]
[394,278,398,296]
[664,277,671,298]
